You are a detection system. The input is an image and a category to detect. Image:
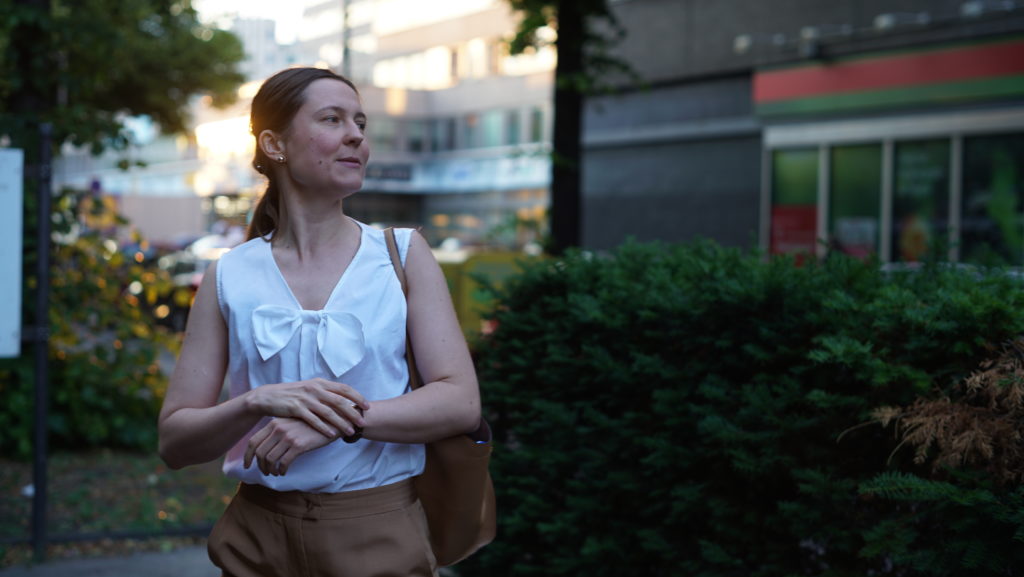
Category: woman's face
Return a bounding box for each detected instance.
[276,78,370,196]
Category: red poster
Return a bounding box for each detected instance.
[771,205,817,256]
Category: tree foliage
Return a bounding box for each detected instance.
[0,0,245,153]
[0,0,242,458]
[505,0,632,91]
[871,336,1024,485]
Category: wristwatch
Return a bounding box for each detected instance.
[342,404,365,444]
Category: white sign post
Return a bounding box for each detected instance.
[0,148,23,358]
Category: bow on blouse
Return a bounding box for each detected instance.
[251,305,366,378]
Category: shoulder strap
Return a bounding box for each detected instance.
[383,228,423,390]
[383,227,408,295]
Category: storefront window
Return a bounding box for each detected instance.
[893,139,950,262]
[961,133,1024,266]
[770,148,818,258]
[830,144,882,258]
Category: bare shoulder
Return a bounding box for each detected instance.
[405,230,442,277]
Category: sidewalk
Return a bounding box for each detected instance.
[0,545,218,577]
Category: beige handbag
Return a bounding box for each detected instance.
[384,228,497,567]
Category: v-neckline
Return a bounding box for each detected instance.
[266,220,366,311]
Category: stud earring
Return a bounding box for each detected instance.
[276,155,286,163]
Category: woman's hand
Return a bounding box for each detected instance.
[246,378,368,438]
[244,418,334,476]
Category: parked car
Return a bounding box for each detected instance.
[152,233,237,331]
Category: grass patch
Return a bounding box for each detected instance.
[0,450,236,567]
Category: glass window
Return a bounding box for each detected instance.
[529,107,544,142]
[770,148,818,257]
[368,117,398,152]
[431,118,455,152]
[481,111,503,148]
[406,120,428,153]
[466,38,488,78]
[505,110,520,145]
[462,114,480,148]
[830,144,882,258]
[961,133,1024,266]
[892,139,950,262]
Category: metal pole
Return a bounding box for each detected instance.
[341,0,350,79]
[32,122,52,563]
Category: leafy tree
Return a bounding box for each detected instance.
[1,0,244,303]
[0,0,245,153]
[505,0,634,254]
[0,0,244,456]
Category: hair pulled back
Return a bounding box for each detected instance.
[247,67,360,241]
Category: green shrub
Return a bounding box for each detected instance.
[462,240,1024,577]
[0,188,179,459]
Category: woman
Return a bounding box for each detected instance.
[158,67,481,576]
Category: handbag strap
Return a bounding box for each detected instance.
[383,227,423,391]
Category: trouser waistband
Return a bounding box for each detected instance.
[237,479,416,520]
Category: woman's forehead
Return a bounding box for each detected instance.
[302,78,361,108]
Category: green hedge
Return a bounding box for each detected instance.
[462,240,1024,577]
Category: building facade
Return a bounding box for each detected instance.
[311,0,555,248]
[585,0,1024,267]
[55,0,555,251]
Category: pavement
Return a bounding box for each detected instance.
[0,545,218,577]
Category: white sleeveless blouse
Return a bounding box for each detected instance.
[216,221,424,493]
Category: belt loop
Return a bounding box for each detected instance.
[304,494,323,520]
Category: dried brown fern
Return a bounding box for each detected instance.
[870,337,1024,485]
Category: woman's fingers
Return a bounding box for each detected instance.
[245,418,339,476]
[245,424,272,469]
[297,406,341,438]
[317,379,369,411]
[261,440,291,475]
[254,380,368,425]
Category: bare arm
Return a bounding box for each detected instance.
[360,231,482,443]
[157,261,253,469]
[157,261,367,470]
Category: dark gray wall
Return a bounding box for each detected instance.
[583,136,761,249]
[582,73,761,250]
[603,0,1006,83]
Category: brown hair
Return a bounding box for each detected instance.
[247,67,360,241]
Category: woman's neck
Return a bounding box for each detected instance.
[274,200,356,260]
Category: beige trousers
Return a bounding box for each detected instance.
[208,479,438,577]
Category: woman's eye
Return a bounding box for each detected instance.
[324,115,340,123]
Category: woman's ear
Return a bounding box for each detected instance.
[258,129,285,159]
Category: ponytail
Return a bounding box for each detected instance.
[246,175,280,241]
